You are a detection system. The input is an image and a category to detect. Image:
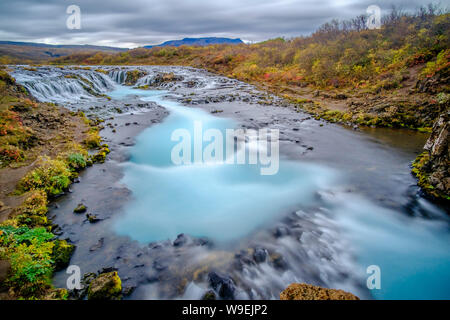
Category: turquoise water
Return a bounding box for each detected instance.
[326,193,450,300]
[111,87,335,242]
[109,85,450,299]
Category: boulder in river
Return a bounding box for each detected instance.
[87,271,122,300]
[253,247,268,263]
[73,203,87,214]
[208,272,236,300]
[51,239,75,271]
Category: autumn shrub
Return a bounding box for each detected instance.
[420,49,450,78]
[84,129,101,149]
[14,190,49,228]
[0,145,23,165]
[19,157,72,196]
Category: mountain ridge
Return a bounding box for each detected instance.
[143,37,243,48]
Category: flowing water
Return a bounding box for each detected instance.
[9,65,450,300]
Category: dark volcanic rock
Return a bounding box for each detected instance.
[208,271,236,300]
[253,247,268,263]
[173,233,188,247]
[413,111,449,203]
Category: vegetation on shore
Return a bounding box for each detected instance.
[49,6,450,131]
[412,111,449,202]
[0,68,109,299]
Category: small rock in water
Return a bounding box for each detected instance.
[122,286,135,297]
[253,248,268,263]
[202,290,216,300]
[152,259,168,271]
[271,253,288,270]
[99,267,118,274]
[274,226,289,238]
[173,233,188,247]
[86,213,100,223]
[89,238,104,252]
[73,203,87,214]
[87,271,122,300]
[208,272,236,300]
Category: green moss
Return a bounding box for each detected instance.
[19,157,72,196]
[87,271,122,300]
[44,288,69,300]
[51,239,75,271]
[417,127,432,133]
[66,153,87,171]
[84,130,101,149]
[410,152,447,199]
[125,70,147,86]
[73,203,87,214]
[14,192,49,228]
[90,144,110,163]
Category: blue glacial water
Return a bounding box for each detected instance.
[111,88,335,242]
[327,193,450,300]
[109,85,450,300]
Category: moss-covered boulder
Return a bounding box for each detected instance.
[44,288,68,300]
[125,70,147,86]
[73,203,87,213]
[87,271,122,300]
[280,283,359,300]
[52,239,75,271]
[412,111,449,202]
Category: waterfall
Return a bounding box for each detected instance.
[109,69,128,84]
[11,67,117,103]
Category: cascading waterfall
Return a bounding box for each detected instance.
[109,69,128,84]
[11,67,117,103]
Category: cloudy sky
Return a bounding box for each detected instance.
[0,0,448,48]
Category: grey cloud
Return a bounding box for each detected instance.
[0,0,448,48]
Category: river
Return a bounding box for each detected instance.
[9,65,450,300]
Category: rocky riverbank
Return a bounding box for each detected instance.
[412,111,450,203]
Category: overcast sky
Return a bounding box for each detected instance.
[0,0,448,48]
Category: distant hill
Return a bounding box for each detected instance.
[144,37,243,48]
[0,41,127,51]
[0,41,126,63]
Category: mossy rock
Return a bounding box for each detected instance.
[17,213,48,228]
[52,239,75,271]
[280,283,359,300]
[90,146,110,163]
[44,288,69,300]
[73,203,87,213]
[202,290,216,300]
[87,271,122,300]
[86,213,100,223]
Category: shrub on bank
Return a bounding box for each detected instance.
[19,157,72,196]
